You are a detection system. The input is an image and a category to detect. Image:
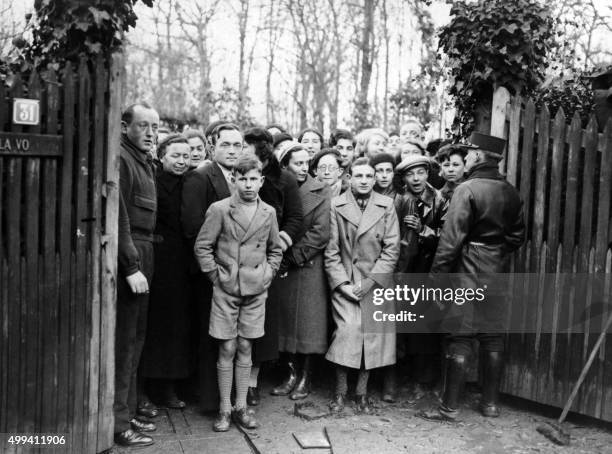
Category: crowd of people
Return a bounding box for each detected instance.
[114,102,525,448]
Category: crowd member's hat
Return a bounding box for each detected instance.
[273,132,293,148]
[395,154,431,173]
[274,140,304,164]
[369,152,395,169]
[467,132,506,157]
[310,148,342,170]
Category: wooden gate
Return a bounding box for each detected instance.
[489,87,612,422]
[0,56,122,453]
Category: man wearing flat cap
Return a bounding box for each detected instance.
[421,132,525,422]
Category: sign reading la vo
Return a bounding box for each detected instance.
[13,98,40,126]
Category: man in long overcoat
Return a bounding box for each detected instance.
[325,157,400,413]
[181,123,243,412]
[421,133,525,422]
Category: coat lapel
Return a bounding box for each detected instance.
[208,162,231,199]
[242,198,271,242]
[356,192,388,239]
[336,191,361,229]
[300,176,326,217]
[227,195,250,235]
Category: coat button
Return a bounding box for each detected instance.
[353,259,358,264]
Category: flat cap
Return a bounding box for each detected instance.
[395,154,431,173]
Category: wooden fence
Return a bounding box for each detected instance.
[489,86,612,422]
[0,56,122,453]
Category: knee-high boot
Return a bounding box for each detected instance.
[419,353,467,422]
[270,353,298,396]
[480,351,503,417]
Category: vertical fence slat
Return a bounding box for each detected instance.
[575,116,599,413]
[559,112,582,406]
[531,104,550,402]
[0,81,6,434]
[41,68,60,433]
[57,62,75,437]
[98,54,122,453]
[7,75,24,435]
[23,71,42,433]
[70,58,91,454]
[86,56,106,453]
[506,95,521,187]
[519,99,536,240]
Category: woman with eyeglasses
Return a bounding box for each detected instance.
[268,142,332,401]
[311,148,347,197]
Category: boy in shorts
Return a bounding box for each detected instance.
[194,153,283,431]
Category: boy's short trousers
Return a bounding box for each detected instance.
[209,285,267,340]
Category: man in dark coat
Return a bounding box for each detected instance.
[115,103,159,447]
[181,123,243,413]
[243,128,304,405]
[141,135,192,408]
[421,132,525,422]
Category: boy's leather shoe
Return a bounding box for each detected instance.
[213,412,231,432]
[114,429,154,447]
[232,407,259,429]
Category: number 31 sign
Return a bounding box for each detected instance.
[13,98,40,126]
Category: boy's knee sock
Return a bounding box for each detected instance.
[249,365,260,387]
[217,362,234,414]
[235,361,252,410]
[335,366,348,395]
[356,368,370,396]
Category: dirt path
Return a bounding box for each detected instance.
[112,377,612,454]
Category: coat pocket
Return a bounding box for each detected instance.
[131,193,157,230]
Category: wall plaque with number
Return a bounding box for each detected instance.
[0,132,63,156]
[12,98,41,126]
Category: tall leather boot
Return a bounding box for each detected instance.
[419,353,468,422]
[480,351,503,417]
[270,354,298,396]
[290,354,311,400]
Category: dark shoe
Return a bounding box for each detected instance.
[479,403,500,418]
[271,360,298,396]
[232,407,259,429]
[247,386,260,406]
[329,393,345,413]
[114,429,154,447]
[355,394,371,414]
[289,356,311,400]
[213,412,231,432]
[160,381,187,409]
[382,366,397,403]
[137,400,159,418]
[130,418,156,432]
[480,351,503,417]
[418,405,459,423]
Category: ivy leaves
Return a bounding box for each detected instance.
[439,0,555,137]
[22,0,153,71]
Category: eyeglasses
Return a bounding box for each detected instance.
[218,142,244,150]
[317,165,339,173]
